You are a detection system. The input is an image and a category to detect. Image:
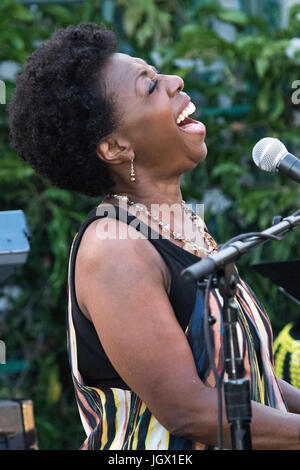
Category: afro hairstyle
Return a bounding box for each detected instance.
[8,22,120,197]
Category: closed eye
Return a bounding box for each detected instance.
[134,65,160,95]
[148,77,159,94]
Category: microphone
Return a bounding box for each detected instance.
[252,137,300,183]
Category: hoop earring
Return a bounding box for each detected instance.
[130,158,136,182]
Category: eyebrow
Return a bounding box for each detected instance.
[134,65,159,94]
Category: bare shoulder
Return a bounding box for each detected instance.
[75,216,170,316]
[77,216,166,274]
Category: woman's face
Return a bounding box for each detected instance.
[103,53,207,176]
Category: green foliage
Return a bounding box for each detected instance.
[118,0,172,47]
[1,0,300,449]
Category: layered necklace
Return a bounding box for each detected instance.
[106,193,218,257]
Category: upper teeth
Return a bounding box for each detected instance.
[176,101,196,124]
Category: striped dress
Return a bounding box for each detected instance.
[66,207,287,450]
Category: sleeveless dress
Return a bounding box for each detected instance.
[66,204,287,450]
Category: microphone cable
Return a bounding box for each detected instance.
[203,273,225,450]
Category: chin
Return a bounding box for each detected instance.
[189,142,208,165]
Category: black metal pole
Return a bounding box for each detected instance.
[218,263,252,450]
[181,211,300,283]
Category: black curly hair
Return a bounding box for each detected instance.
[8,22,119,197]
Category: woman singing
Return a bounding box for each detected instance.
[8,23,300,450]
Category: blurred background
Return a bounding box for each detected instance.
[1,0,300,450]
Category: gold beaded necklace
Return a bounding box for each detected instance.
[106,193,218,257]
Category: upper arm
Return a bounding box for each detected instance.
[76,218,206,431]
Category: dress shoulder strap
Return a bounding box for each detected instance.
[93,203,163,240]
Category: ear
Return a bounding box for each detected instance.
[96,134,135,165]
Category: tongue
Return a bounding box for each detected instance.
[178,117,206,135]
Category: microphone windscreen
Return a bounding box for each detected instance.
[252,137,287,172]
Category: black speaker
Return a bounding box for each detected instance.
[0,400,38,450]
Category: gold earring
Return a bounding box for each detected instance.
[130,158,136,182]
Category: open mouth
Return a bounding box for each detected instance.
[176,101,206,135]
[177,116,206,134]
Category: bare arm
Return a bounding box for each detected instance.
[277,377,300,414]
[76,219,300,450]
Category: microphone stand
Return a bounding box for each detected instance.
[181,209,300,450]
[182,210,300,282]
[218,262,252,449]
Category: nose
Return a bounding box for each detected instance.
[164,74,184,97]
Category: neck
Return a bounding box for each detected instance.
[106,176,183,208]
